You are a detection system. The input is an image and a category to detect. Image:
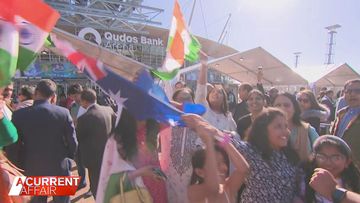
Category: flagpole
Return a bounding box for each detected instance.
[178,51,239,74]
[188,0,197,26]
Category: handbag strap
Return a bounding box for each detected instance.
[119,172,148,203]
[119,173,127,203]
[134,183,145,202]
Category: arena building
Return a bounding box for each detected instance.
[14,0,239,98]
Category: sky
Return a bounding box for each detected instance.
[144,0,360,73]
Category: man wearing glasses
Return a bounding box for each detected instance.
[331,79,360,166]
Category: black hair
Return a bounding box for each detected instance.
[19,85,34,100]
[304,140,360,202]
[172,87,195,102]
[298,89,328,112]
[239,83,253,93]
[247,107,299,165]
[80,88,97,103]
[113,109,159,160]
[274,92,302,126]
[344,79,360,89]
[190,145,230,185]
[35,79,57,98]
[206,85,229,116]
[67,84,83,95]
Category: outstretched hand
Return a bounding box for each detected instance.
[137,166,165,181]
[182,114,219,143]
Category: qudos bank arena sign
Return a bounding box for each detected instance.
[77,27,164,54]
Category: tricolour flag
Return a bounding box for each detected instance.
[0,0,59,86]
[152,0,201,81]
[0,0,19,86]
[0,20,19,87]
[14,0,60,71]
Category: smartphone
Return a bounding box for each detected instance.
[152,168,167,180]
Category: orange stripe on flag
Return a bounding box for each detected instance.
[0,0,16,22]
[170,31,184,65]
[173,0,186,33]
[13,0,60,32]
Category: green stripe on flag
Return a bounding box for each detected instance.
[17,46,37,71]
[151,68,179,81]
[167,36,174,50]
[0,49,18,86]
[185,35,201,62]
[45,35,55,48]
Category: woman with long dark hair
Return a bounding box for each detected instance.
[100,109,167,203]
[233,108,302,202]
[297,90,330,133]
[301,135,360,202]
[195,54,236,132]
[273,92,319,162]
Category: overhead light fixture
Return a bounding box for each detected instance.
[215,63,219,67]
[239,57,244,61]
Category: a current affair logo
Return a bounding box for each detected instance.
[8,176,80,196]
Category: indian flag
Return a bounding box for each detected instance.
[14,0,60,71]
[152,0,201,81]
[0,0,59,86]
[0,0,19,86]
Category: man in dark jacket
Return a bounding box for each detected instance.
[8,79,78,203]
[321,90,336,122]
[76,88,115,198]
[232,83,252,122]
[332,79,360,167]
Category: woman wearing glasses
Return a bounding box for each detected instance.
[301,135,360,202]
[297,90,330,134]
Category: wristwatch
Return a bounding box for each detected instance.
[332,188,347,203]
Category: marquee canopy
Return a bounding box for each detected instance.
[180,47,308,86]
[295,63,360,88]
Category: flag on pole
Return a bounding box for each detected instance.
[152,0,201,81]
[51,35,206,124]
[15,0,60,71]
[0,18,19,87]
[0,0,59,86]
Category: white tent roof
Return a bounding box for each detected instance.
[206,47,308,86]
[295,63,360,87]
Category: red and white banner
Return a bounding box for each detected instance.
[8,176,80,196]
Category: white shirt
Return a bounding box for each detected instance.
[77,103,96,118]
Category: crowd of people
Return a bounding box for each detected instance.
[1,57,360,203]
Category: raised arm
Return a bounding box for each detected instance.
[183,114,220,201]
[195,52,209,104]
[220,132,249,196]
[256,69,265,95]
